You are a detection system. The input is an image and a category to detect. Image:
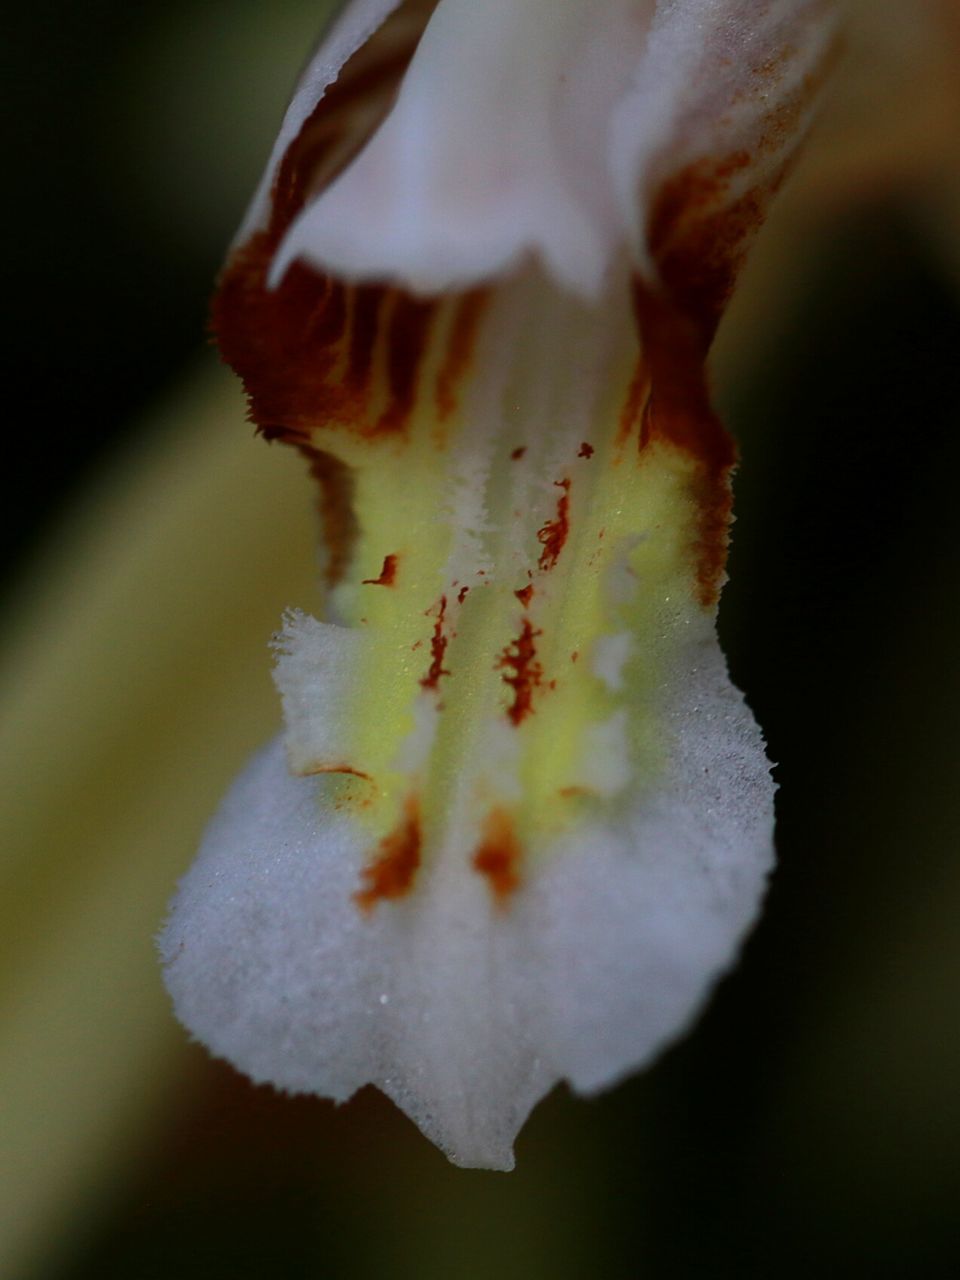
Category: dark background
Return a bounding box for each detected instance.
[4,2,959,1277]
[2,0,319,585]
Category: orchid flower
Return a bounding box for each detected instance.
[161,0,838,1170]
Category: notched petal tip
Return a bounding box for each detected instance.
[162,632,773,1169]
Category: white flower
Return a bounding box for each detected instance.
[161,0,838,1169]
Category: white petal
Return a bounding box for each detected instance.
[266,0,838,297]
[611,0,840,278]
[161,633,771,1170]
[271,609,370,777]
[235,0,406,247]
[271,0,656,297]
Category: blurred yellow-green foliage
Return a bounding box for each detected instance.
[3,1,960,1276]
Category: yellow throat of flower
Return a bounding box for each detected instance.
[207,0,820,912]
[216,241,733,910]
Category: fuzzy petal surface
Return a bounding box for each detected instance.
[162,628,772,1170]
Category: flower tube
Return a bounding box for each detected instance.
[161,0,838,1169]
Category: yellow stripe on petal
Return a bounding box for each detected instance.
[259,262,733,903]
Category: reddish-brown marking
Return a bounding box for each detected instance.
[631,280,736,608]
[362,553,398,586]
[537,479,571,571]
[272,11,433,219]
[629,147,778,606]
[301,763,373,781]
[627,26,837,606]
[472,808,522,904]
[346,285,385,391]
[298,445,359,587]
[420,595,450,690]
[498,619,544,726]
[377,292,438,434]
[457,585,470,605]
[514,584,534,609]
[435,289,490,420]
[648,172,766,348]
[510,446,527,461]
[571,650,579,664]
[577,442,594,459]
[617,361,651,447]
[558,785,591,798]
[354,794,421,911]
[211,7,438,447]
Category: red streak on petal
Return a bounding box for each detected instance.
[376,292,438,434]
[633,42,837,606]
[537,479,571,572]
[296,445,358,587]
[435,289,489,421]
[362,553,399,586]
[420,596,450,690]
[472,808,522,904]
[457,585,470,605]
[300,763,373,782]
[345,285,385,392]
[354,794,421,911]
[211,13,440,449]
[629,148,780,607]
[617,360,651,447]
[514,584,534,609]
[631,279,736,609]
[498,619,544,726]
[577,442,594,459]
[510,446,527,461]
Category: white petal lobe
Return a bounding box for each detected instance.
[161,635,772,1170]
